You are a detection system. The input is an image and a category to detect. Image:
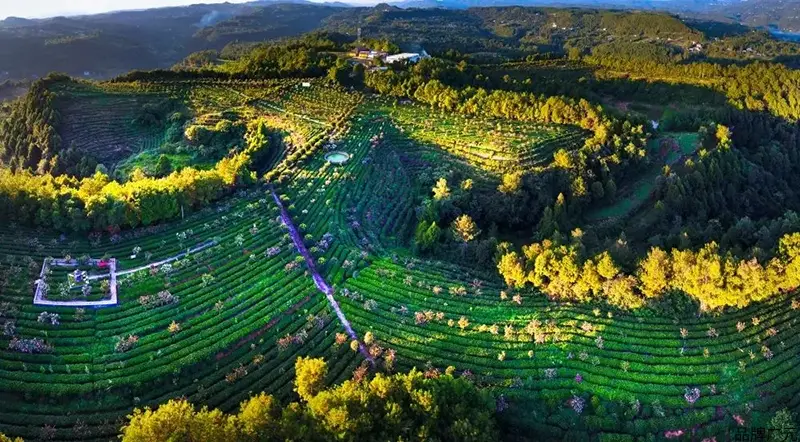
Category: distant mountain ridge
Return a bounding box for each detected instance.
[388,0,740,10]
[387,0,800,33]
[2,0,796,33]
[0,0,798,84]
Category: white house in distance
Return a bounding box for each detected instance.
[688,41,703,54]
[385,50,431,65]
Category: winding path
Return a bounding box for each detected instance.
[112,240,218,278]
[269,185,374,364]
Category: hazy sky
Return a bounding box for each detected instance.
[0,0,375,19]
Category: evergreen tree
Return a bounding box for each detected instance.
[156,155,172,177]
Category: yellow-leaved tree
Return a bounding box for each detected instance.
[498,171,523,194]
[432,177,451,200]
[452,214,480,243]
[497,252,526,288]
[638,248,670,299]
[120,357,499,442]
[294,356,328,402]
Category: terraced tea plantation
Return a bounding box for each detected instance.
[50,79,361,178]
[337,258,800,440]
[389,102,587,173]
[55,86,172,168]
[0,77,796,442]
[0,191,362,441]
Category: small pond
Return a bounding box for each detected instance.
[325,151,351,165]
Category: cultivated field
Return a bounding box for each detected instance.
[0,191,362,440]
[51,79,361,178]
[0,80,792,441]
[388,101,587,173]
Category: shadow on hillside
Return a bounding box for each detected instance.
[480,62,733,115]
[686,19,752,39]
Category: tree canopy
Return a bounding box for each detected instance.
[120,357,498,442]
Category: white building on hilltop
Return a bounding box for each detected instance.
[385,50,431,65]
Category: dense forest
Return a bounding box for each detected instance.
[0,75,62,174]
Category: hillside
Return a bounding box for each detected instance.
[4,7,800,442]
[712,0,800,33]
[192,3,346,46]
[391,0,800,34]
[318,5,800,63]
[0,2,335,81]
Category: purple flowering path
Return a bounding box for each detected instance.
[270,186,374,364]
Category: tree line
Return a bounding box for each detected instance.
[120,33,352,83]
[369,60,651,267]
[0,119,273,231]
[584,53,800,121]
[577,99,800,265]
[120,356,497,442]
[499,229,800,311]
[457,51,800,266]
[625,121,800,256]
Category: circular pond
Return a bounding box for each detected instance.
[325,151,351,165]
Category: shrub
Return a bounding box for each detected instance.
[8,337,52,354]
[139,291,179,309]
[37,312,60,326]
[115,335,139,353]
